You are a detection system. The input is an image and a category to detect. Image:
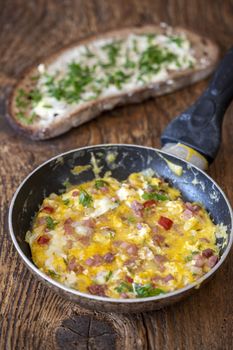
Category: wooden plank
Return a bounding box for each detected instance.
[0,0,232,349]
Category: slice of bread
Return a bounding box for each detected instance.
[7,24,219,140]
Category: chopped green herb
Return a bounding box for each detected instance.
[127,215,136,223]
[168,36,184,47]
[115,281,133,293]
[62,199,70,205]
[134,283,165,298]
[103,41,122,65]
[62,180,72,188]
[79,190,93,207]
[48,270,60,279]
[106,271,113,282]
[46,216,57,230]
[95,179,108,189]
[142,192,169,201]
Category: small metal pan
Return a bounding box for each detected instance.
[8,47,233,313]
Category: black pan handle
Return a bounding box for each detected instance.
[161,46,233,162]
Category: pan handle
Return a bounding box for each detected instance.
[161,46,233,166]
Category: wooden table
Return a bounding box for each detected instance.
[0,1,233,349]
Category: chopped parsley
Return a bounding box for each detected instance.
[134,283,165,298]
[15,33,194,124]
[79,190,93,207]
[46,216,57,230]
[95,179,108,189]
[142,192,169,201]
[62,199,70,205]
[106,271,113,282]
[115,282,133,293]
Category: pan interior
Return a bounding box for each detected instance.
[11,145,232,263]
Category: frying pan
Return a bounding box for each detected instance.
[8,47,233,313]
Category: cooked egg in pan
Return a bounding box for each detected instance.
[26,172,220,298]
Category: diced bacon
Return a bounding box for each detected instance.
[76,236,91,246]
[185,202,200,213]
[37,235,50,245]
[82,218,95,228]
[152,274,174,284]
[163,274,174,283]
[154,254,168,263]
[181,209,193,220]
[207,255,218,268]
[120,293,129,298]
[66,239,73,249]
[124,258,136,267]
[158,216,173,230]
[100,186,109,193]
[125,276,133,283]
[202,248,213,258]
[64,218,75,235]
[85,254,103,266]
[131,201,144,217]
[153,234,165,246]
[67,257,84,273]
[37,217,47,226]
[72,191,79,197]
[194,254,205,267]
[41,206,54,214]
[103,252,115,263]
[143,200,156,208]
[126,244,138,256]
[88,284,106,297]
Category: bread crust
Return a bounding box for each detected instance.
[7,25,220,140]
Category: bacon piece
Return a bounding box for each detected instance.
[64,218,75,235]
[114,241,138,256]
[154,254,168,263]
[66,239,73,249]
[163,274,174,283]
[120,293,129,298]
[72,191,79,197]
[181,209,193,220]
[153,234,165,246]
[67,257,84,273]
[124,258,136,267]
[37,235,50,245]
[77,236,91,246]
[88,284,106,297]
[103,252,115,263]
[125,276,133,283]
[194,254,206,267]
[100,186,109,193]
[41,206,54,214]
[131,201,144,217]
[202,248,214,258]
[126,244,138,256]
[82,218,95,228]
[37,217,47,226]
[158,216,173,230]
[152,274,174,284]
[143,200,156,208]
[185,202,200,213]
[85,254,103,266]
[207,255,218,268]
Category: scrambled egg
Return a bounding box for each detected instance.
[26,172,219,298]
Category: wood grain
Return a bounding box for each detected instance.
[0,0,232,349]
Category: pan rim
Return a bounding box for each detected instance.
[8,143,233,304]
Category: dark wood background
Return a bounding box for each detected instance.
[0,1,233,349]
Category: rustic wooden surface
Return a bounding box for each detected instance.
[0,0,233,349]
